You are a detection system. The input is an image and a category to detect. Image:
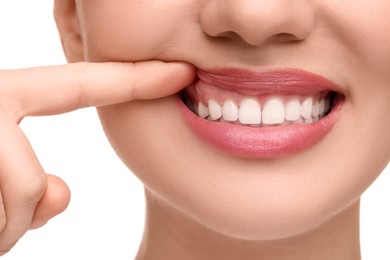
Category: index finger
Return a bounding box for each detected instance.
[0,61,195,120]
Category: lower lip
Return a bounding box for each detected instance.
[178,96,343,159]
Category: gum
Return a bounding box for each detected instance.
[185,80,329,107]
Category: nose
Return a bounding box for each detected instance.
[200,0,315,46]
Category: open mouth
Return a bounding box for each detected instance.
[179,68,345,158]
[182,87,342,127]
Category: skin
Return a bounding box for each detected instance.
[55,0,389,259]
[54,1,390,259]
[0,62,194,254]
[1,0,389,259]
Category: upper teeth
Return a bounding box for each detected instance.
[196,96,330,126]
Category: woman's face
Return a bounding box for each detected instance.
[75,1,390,240]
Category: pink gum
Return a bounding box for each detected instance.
[186,80,329,106]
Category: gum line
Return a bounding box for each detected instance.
[183,81,333,127]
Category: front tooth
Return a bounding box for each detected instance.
[301,97,313,120]
[262,97,285,125]
[197,102,209,118]
[239,98,261,124]
[222,100,239,122]
[208,100,222,120]
[285,98,301,121]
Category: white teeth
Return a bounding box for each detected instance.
[285,98,301,122]
[239,98,261,124]
[312,100,320,118]
[208,99,222,120]
[222,100,239,122]
[262,98,285,125]
[305,116,313,124]
[197,102,209,118]
[197,95,331,127]
[301,97,313,120]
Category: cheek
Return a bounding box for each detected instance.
[80,1,192,61]
[323,1,390,172]
[97,98,189,180]
[323,1,390,69]
[88,0,390,240]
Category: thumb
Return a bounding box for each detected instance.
[29,174,71,230]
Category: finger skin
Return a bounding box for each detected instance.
[30,174,71,230]
[0,61,195,121]
[0,109,47,252]
[0,60,194,254]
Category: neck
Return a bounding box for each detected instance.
[136,190,361,260]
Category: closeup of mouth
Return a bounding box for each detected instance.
[179,68,345,159]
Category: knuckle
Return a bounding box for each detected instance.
[0,70,27,123]
[127,62,138,99]
[22,174,47,205]
[8,109,26,124]
[68,62,90,109]
[0,176,46,257]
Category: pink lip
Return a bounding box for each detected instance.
[179,68,344,159]
[197,68,340,95]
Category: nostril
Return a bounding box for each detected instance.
[212,31,248,44]
[271,32,301,43]
[215,31,237,39]
[200,1,315,47]
[211,31,303,47]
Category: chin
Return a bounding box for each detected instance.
[96,77,387,242]
[162,167,359,241]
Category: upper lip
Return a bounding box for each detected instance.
[179,67,345,158]
[196,68,342,96]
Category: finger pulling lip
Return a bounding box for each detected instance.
[179,68,345,159]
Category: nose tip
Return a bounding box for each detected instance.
[200,0,315,47]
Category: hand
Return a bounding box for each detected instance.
[0,61,195,255]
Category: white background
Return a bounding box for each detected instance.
[0,1,389,259]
